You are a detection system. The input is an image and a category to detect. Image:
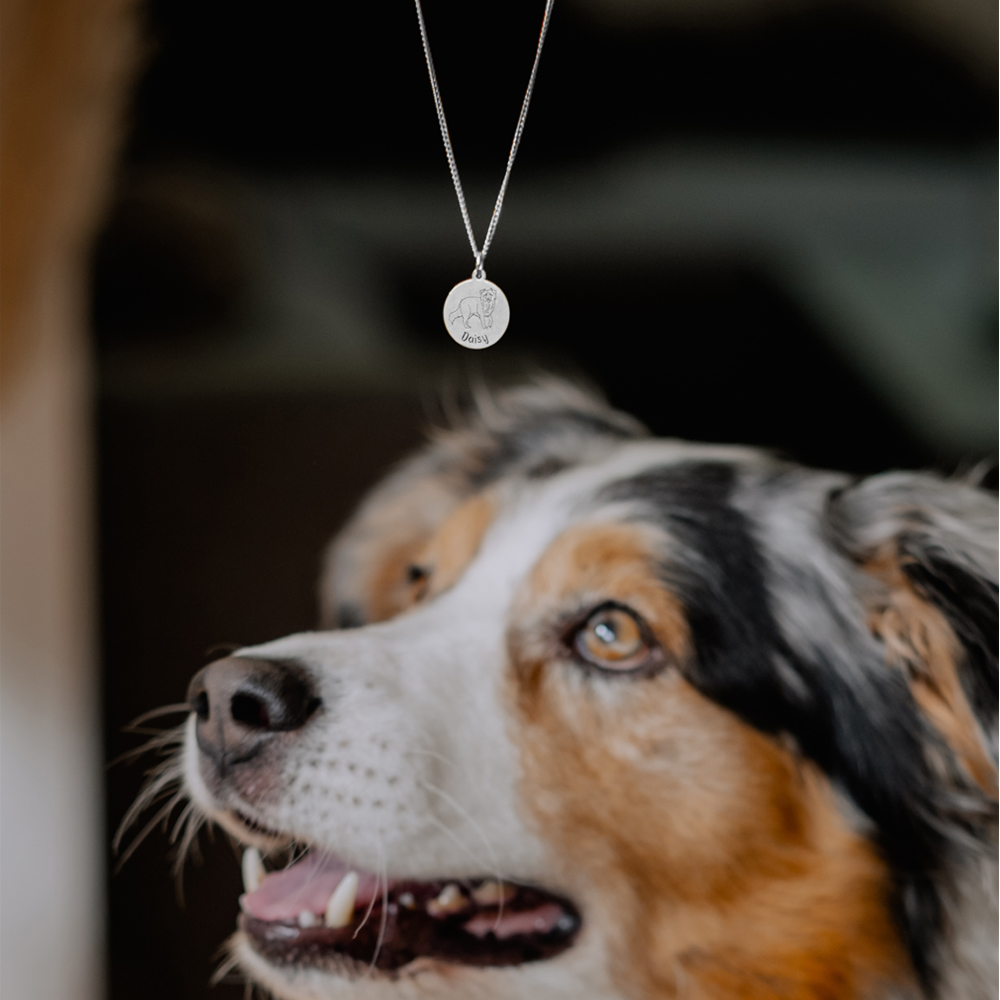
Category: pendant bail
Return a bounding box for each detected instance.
[473,254,485,280]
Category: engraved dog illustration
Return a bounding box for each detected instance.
[449,286,497,329]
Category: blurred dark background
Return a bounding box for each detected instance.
[97,0,996,996]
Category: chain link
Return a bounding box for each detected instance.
[414,0,555,279]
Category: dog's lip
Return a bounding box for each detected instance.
[232,809,285,842]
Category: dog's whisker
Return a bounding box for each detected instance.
[112,728,188,871]
[114,790,186,873]
[298,843,342,917]
[284,840,310,869]
[419,777,508,929]
[114,750,183,819]
[117,702,211,894]
[403,747,470,775]
[111,723,186,778]
[169,799,197,846]
[138,753,185,785]
[351,843,379,938]
[377,850,390,970]
[136,749,182,782]
[364,832,390,976]
[173,806,207,878]
[210,946,243,986]
[176,812,206,871]
[124,703,192,730]
[188,815,206,865]
[170,799,208,893]
[113,764,184,854]
[123,725,187,739]
[418,779,506,901]
[420,814,497,880]
[107,724,186,769]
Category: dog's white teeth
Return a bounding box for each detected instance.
[241,847,266,894]
[324,871,359,928]
[427,882,466,917]
[398,891,416,909]
[298,910,319,928]
[472,879,515,906]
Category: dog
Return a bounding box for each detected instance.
[163,379,996,999]
[448,286,497,329]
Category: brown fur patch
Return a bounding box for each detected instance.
[864,548,996,798]
[323,474,463,625]
[358,491,497,621]
[411,492,496,604]
[367,534,432,623]
[508,522,912,999]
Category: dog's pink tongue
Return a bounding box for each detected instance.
[464,903,566,940]
[241,853,380,921]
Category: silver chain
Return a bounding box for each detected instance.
[414,0,555,279]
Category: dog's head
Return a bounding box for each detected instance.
[479,286,497,314]
[177,380,996,1000]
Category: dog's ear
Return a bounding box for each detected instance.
[829,472,997,796]
[318,378,647,628]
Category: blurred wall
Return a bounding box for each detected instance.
[0,0,138,997]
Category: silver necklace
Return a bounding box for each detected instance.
[414,0,555,349]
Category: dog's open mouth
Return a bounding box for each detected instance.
[238,846,582,973]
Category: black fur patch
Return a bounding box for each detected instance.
[901,544,999,730]
[602,462,950,994]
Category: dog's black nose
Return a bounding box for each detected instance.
[187,657,321,765]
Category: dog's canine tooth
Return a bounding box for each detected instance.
[324,871,358,928]
[241,847,266,894]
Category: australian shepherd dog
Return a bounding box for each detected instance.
[131,379,996,999]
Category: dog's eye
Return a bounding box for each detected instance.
[574,606,652,671]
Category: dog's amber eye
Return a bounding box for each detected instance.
[574,606,650,670]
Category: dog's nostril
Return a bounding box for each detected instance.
[189,656,321,753]
[192,689,210,721]
[230,692,272,730]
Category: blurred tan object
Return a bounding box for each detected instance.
[572,0,997,79]
[0,0,138,998]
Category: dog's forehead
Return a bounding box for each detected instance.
[449,439,771,590]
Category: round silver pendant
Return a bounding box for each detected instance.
[443,277,509,349]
